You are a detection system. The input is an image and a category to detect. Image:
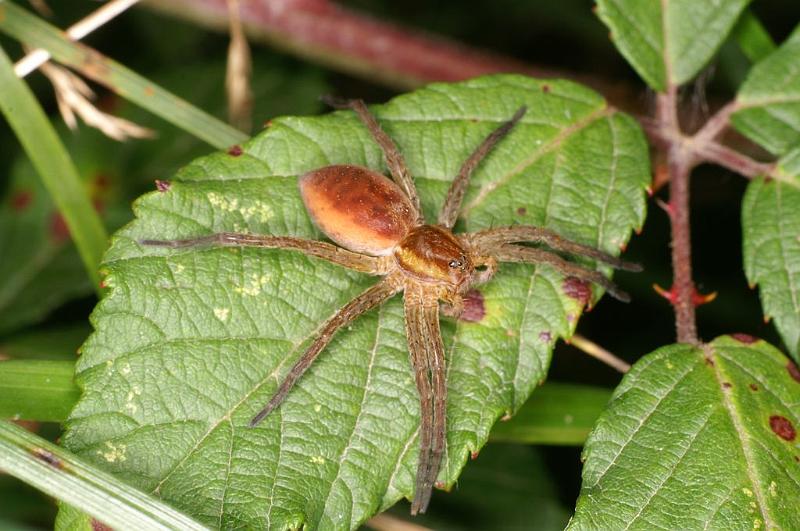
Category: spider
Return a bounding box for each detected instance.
[141,97,640,515]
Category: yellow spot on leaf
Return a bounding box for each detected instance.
[207,192,274,222]
[769,481,777,497]
[310,455,325,465]
[98,441,127,463]
[214,308,230,321]
[234,273,270,296]
[314,404,322,413]
[121,363,131,375]
[743,487,753,497]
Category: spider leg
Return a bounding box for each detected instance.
[404,286,447,515]
[438,106,527,229]
[250,276,402,426]
[140,233,388,274]
[322,96,423,222]
[468,226,642,272]
[422,299,446,515]
[495,244,631,302]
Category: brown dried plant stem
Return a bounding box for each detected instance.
[658,88,698,344]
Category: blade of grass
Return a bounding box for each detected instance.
[489,383,611,445]
[0,420,211,530]
[0,361,80,422]
[0,44,106,290]
[0,357,608,446]
[0,1,248,149]
[731,9,777,63]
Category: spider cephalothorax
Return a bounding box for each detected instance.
[142,97,640,514]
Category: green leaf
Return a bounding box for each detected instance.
[732,34,800,155]
[0,361,79,422]
[742,148,800,361]
[0,420,210,530]
[569,336,800,530]
[489,382,612,445]
[62,75,650,529]
[730,9,777,63]
[0,1,247,150]
[595,0,751,91]
[0,44,107,290]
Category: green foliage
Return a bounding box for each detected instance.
[490,382,612,445]
[0,420,209,530]
[59,75,649,529]
[0,0,246,149]
[404,443,570,530]
[0,361,79,422]
[0,58,326,336]
[570,336,800,530]
[742,149,800,361]
[594,0,751,91]
[0,44,107,289]
[732,36,800,155]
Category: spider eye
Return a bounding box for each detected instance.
[449,256,467,270]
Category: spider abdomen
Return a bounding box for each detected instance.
[299,164,415,256]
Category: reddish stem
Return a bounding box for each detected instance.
[144,0,552,88]
[657,89,699,344]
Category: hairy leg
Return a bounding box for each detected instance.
[495,244,631,302]
[322,96,422,222]
[250,276,402,426]
[421,298,446,516]
[438,106,527,229]
[140,233,389,275]
[404,285,437,515]
[467,225,642,272]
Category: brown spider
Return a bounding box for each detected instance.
[141,97,640,514]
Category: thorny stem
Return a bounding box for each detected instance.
[657,89,699,344]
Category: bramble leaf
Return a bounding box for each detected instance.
[61,75,649,529]
[595,0,751,91]
[742,148,800,361]
[570,336,800,530]
[732,33,800,155]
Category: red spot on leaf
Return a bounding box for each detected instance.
[470,451,479,460]
[787,361,800,383]
[722,382,732,389]
[227,145,244,156]
[516,206,527,216]
[49,213,70,242]
[91,519,113,531]
[563,277,591,306]
[459,289,485,322]
[155,180,171,192]
[769,416,796,441]
[539,331,552,343]
[541,84,551,93]
[11,190,33,211]
[749,383,758,391]
[144,85,155,97]
[730,333,758,344]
